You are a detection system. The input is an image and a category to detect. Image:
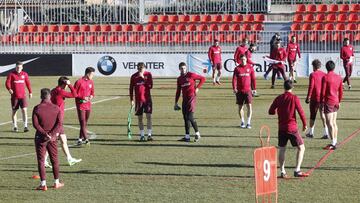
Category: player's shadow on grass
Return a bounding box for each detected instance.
[94,142,257,149]
[136,161,253,169]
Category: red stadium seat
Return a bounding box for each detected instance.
[198,24,208,31]
[176,24,186,31]
[144,24,155,31]
[316,13,326,22]
[291,23,301,31]
[220,24,230,31]
[123,24,133,31]
[314,23,324,30]
[244,14,255,22]
[350,4,360,12]
[253,23,263,31]
[90,25,101,32]
[111,24,122,32]
[187,24,196,31]
[302,23,312,30]
[296,4,306,13]
[59,25,69,32]
[69,25,80,32]
[168,15,179,23]
[329,4,338,12]
[148,15,158,23]
[49,25,59,32]
[304,14,315,22]
[209,24,218,31]
[133,24,143,32]
[179,15,190,23]
[165,24,176,32]
[347,23,357,30]
[349,13,359,22]
[233,14,243,22]
[38,25,48,32]
[28,25,38,32]
[307,4,317,12]
[339,4,350,12]
[318,4,328,12]
[212,15,222,22]
[158,15,169,23]
[230,24,240,31]
[155,24,164,31]
[223,14,233,22]
[101,24,112,32]
[242,23,252,31]
[324,23,335,30]
[293,14,303,23]
[201,15,211,22]
[326,13,336,22]
[191,15,201,22]
[336,23,346,31]
[80,25,90,32]
[19,25,28,32]
[337,14,347,23]
[255,14,265,22]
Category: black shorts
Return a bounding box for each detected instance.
[135,100,152,116]
[278,130,304,147]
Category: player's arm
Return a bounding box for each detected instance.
[61,84,78,98]
[174,79,181,109]
[281,49,287,62]
[295,96,307,131]
[320,77,326,104]
[90,81,95,99]
[251,68,256,91]
[49,108,62,138]
[208,47,213,64]
[234,48,239,63]
[147,73,153,89]
[268,97,278,115]
[232,69,237,93]
[193,73,206,89]
[338,81,343,104]
[306,74,314,103]
[25,74,32,97]
[129,76,135,105]
[32,108,47,136]
[5,74,13,94]
[74,80,84,100]
[340,47,345,60]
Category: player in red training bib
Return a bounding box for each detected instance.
[321,61,343,150]
[269,40,287,89]
[5,61,32,132]
[234,38,248,65]
[208,39,222,85]
[305,60,328,139]
[129,62,153,142]
[269,80,308,178]
[175,62,206,142]
[286,35,301,83]
[340,38,355,90]
[232,55,257,129]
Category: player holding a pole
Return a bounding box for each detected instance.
[129,62,153,142]
[208,39,222,85]
[269,80,309,178]
[175,62,205,142]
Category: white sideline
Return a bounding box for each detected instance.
[0,96,121,161]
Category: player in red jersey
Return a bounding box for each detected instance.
[286,35,301,83]
[269,41,287,89]
[340,38,355,90]
[175,62,206,142]
[232,55,256,129]
[305,60,328,139]
[245,43,257,66]
[74,67,95,146]
[32,88,64,191]
[269,80,308,178]
[129,62,153,142]
[5,61,32,132]
[234,38,248,65]
[321,61,343,150]
[208,39,222,85]
[43,77,82,167]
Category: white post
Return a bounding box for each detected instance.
[267,0,271,13]
[139,0,144,23]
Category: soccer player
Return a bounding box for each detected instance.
[5,61,32,132]
[44,77,82,167]
[32,88,64,191]
[74,67,95,146]
[286,35,301,83]
[129,62,153,142]
[232,55,256,129]
[340,38,355,90]
[270,40,287,89]
[175,62,205,142]
[234,38,248,65]
[321,61,343,150]
[269,80,308,178]
[208,39,222,85]
[264,33,282,80]
[245,43,257,66]
[305,60,328,139]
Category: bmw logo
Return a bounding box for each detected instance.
[97,56,117,75]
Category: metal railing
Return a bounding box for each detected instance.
[0,31,359,54]
[271,0,360,5]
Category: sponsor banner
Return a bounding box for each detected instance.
[72,53,358,77]
[0,54,72,76]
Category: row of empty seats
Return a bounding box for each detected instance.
[148,14,265,23]
[19,23,264,33]
[291,23,360,31]
[293,13,359,23]
[292,32,360,42]
[296,4,360,13]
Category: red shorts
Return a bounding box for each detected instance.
[236,91,252,105]
[135,100,152,116]
[11,97,28,110]
[278,130,304,147]
[212,63,222,71]
[323,103,339,114]
[309,100,321,120]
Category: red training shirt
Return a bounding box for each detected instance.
[175,72,206,103]
[232,64,256,93]
[74,76,95,111]
[129,71,153,103]
[320,71,343,105]
[234,45,248,64]
[286,42,301,61]
[340,45,354,62]
[208,45,222,64]
[270,47,287,69]
[5,71,32,99]
[51,84,77,116]
[306,70,326,102]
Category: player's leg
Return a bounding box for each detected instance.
[35,140,47,189]
[11,109,18,132]
[342,62,349,87]
[324,111,336,149]
[216,64,222,85]
[47,140,64,188]
[320,107,329,139]
[59,134,82,165]
[271,69,277,88]
[137,114,145,141]
[332,112,338,146]
[348,63,353,89]
[245,103,252,129]
[278,68,287,81]
[294,144,306,176]
[180,109,191,142]
[212,66,216,85]
[238,104,245,128]
[21,107,29,132]
[306,101,317,138]
[188,112,200,142]
[76,109,85,144]
[146,113,153,141]
[264,65,273,80]
[278,147,286,176]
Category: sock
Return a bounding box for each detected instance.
[140,130,144,137]
[54,179,59,184]
[67,155,73,161]
[185,134,190,139]
[216,76,220,82]
[78,138,82,142]
[247,117,251,125]
[241,118,245,124]
[13,122,18,128]
[324,127,329,136]
[195,131,200,136]
[310,127,314,135]
[41,180,46,186]
[332,138,337,146]
[281,167,286,174]
[147,129,152,137]
[24,120,28,128]
[213,78,216,83]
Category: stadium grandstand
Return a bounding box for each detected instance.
[0,0,359,54]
